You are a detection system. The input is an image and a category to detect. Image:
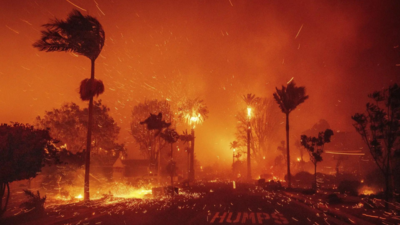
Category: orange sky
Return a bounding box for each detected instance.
[0,0,399,166]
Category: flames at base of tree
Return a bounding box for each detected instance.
[50,182,153,204]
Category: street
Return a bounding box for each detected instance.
[2,181,358,225]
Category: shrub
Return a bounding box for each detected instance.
[293,171,313,186]
[338,180,361,196]
[326,193,342,204]
[20,190,46,212]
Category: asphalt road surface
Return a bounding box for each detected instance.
[3,182,357,225]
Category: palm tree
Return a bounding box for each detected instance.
[242,94,257,107]
[273,81,308,188]
[160,128,179,195]
[33,10,105,201]
[230,141,240,166]
[242,93,256,180]
[177,98,209,181]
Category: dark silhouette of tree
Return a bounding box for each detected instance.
[179,129,194,176]
[140,113,171,136]
[273,81,309,188]
[0,123,59,217]
[36,101,125,166]
[242,93,257,108]
[33,9,105,201]
[242,94,256,180]
[301,129,334,190]
[160,128,179,193]
[277,140,286,159]
[131,100,173,161]
[36,101,125,184]
[352,83,400,210]
[177,98,208,181]
[230,141,240,166]
[235,97,281,166]
[140,110,172,182]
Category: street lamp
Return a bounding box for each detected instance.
[247,107,252,180]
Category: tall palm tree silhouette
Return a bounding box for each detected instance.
[242,93,256,180]
[177,98,208,181]
[33,9,105,201]
[273,81,308,188]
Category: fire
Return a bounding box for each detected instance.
[297,157,301,162]
[358,186,376,196]
[52,181,153,203]
[247,107,252,119]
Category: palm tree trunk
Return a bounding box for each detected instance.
[189,128,195,181]
[247,121,251,180]
[385,149,391,210]
[314,163,317,190]
[171,143,174,196]
[158,141,161,184]
[286,113,291,188]
[0,182,10,217]
[84,59,95,201]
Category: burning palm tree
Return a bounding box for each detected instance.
[33,9,105,201]
[242,93,257,180]
[177,98,208,181]
[273,81,308,188]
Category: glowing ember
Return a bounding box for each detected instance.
[76,194,83,199]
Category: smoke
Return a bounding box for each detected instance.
[0,0,399,167]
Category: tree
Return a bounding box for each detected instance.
[352,83,400,210]
[0,123,59,217]
[160,128,179,159]
[179,129,194,176]
[235,97,281,166]
[242,94,256,180]
[36,101,125,168]
[177,98,209,181]
[160,128,179,193]
[33,9,106,201]
[300,129,334,190]
[230,141,240,165]
[131,99,173,162]
[273,81,309,188]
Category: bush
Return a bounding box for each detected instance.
[338,180,361,196]
[20,190,46,212]
[301,189,316,195]
[326,193,342,204]
[293,171,313,186]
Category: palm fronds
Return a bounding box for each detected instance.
[79,78,104,101]
[273,81,309,114]
[33,9,105,60]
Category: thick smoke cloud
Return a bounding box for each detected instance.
[0,0,399,165]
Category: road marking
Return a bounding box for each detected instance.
[210,212,288,224]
